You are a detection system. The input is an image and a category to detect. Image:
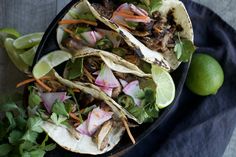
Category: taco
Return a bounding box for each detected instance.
[57,0,171,71]
[32,47,174,153]
[83,0,194,70]
[33,45,174,124]
[26,71,130,154]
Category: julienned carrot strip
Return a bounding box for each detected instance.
[114,11,148,20]
[73,89,80,93]
[58,19,98,26]
[35,79,52,92]
[16,78,36,88]
[119,10,134,15]
[122,118,136,144]
[16,76,52,88]
[69,112,81,123]
[63,28,74,35]
[63,28,82,40]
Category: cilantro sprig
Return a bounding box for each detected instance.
[118,88,159,123]
[0,93,56,157]
[141,0,162,14]
[174,33,196,62]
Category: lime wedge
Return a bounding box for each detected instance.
[4,38,29,73]
[0,28,21,38]
[151,65,175,109]
[0,28,21,47]
[13,32,43,49]
[33,50,72,79]
[19,45,38,66]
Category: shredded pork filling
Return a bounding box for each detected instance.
[92,0,183,54]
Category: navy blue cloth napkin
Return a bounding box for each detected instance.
[124,0,236,157]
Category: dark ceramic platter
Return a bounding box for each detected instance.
[33,0,191,156]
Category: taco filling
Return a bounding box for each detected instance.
[24,76,126,154]
[58,0,164,73]
[30,47,160,125]
[63,56,158,124]
[85,0,195,70]
[92,0,181,53]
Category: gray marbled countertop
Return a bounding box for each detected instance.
[0,0,235,156]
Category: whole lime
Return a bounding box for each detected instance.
[186,53,224,96]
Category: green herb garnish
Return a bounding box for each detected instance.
[52,100,69,117]
[95,37,114,51]
[0,93,56,156]
[64,58,84,80]
[112,47,127,57]
[118,87,159,124]
[140,0,162,14]
[174,33,196,62]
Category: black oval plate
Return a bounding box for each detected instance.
[33,0,191,156]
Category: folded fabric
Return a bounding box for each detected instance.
[124,0,236,157]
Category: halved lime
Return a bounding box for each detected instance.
[4,38,29,73]
[151,65,175,109]
[32,50,72,79]
[13,32,43,49]
[19,45,38,66]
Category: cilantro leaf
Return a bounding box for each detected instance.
[142,88,159,119]
[118,87,159,123]
[68,89,83,123]
[174,36,196,62]
[40,134,56,151]
[39,134,49,148]
[8,130,24,145]
[73,12,96,21]
[81,105,97,116]
[174,42,183,59]
[19,141,34,153]
[31,149,46,157]
[52,100,69,117]
[0,144,12,156]
[0,87,56,156]
[140,0,162,14]
[21,131,38,144]
[149,0,162,14]
[75,27,91,34]
[27,117,43,133]
[37,109,50,120]
[50,113,67,126]
[25,149,45,157]
[0,93,26,117]
[64,58,83,80]
[6,112,16,132]
[126,21,139,29]
[15,116,27,130]
[179,39,196,62]
[28,87,41,108]
[0,102,19,112]
[44,144,57,152]
[118,95,150,123]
